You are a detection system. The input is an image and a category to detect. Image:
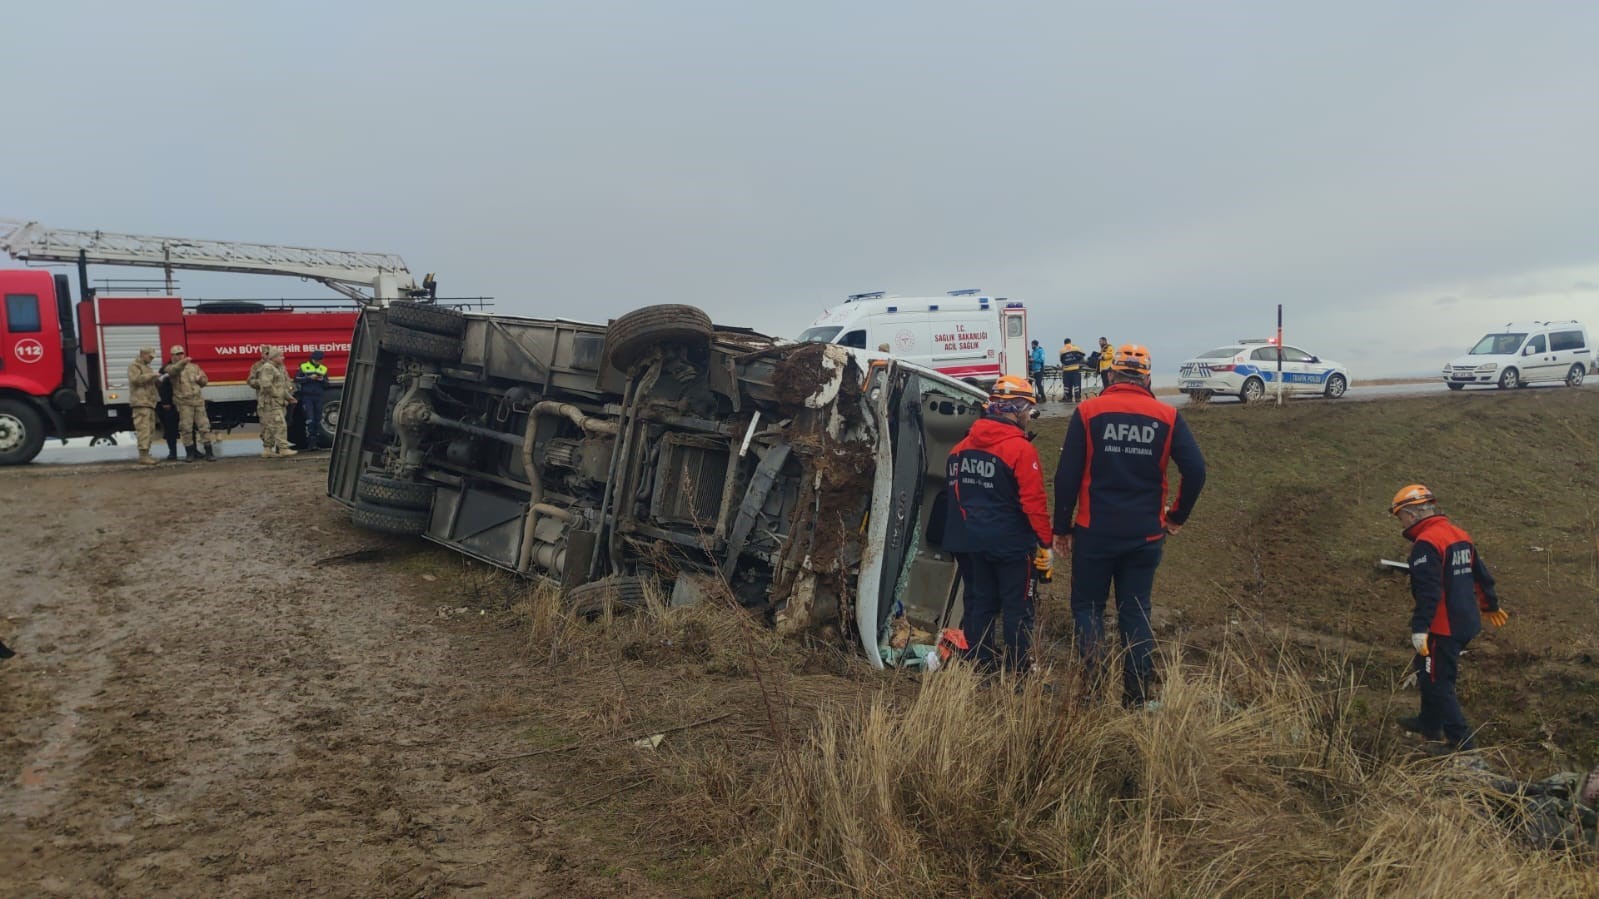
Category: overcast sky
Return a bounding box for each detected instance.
[5,1,1597,378]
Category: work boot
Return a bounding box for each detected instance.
[184,444,199,463]
[1397,716,1442,740]
[203,443,219,462]
[277,446,299,458]
[165,446,179,461]
[137,450,157,466]
[261,447,276,458]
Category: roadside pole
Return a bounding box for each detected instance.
[1275,304,1284,406]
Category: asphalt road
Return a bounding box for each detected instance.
[31,429,298,466]
[19,378,1597,463]
[1034,377,1598,419]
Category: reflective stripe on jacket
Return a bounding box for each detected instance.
[1052,382,1205,539]
[1405,514,1498,641]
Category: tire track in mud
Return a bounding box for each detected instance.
[2,460,664,898]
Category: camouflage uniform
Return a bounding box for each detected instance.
[127,351,161,454]
[255,358,296,453]
[245,346,274,394]
[168,354,213,447]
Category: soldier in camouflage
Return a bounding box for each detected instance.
[254,348,298,458]
[246,345,274,390]
[127,346,161,466]
[166,345,218,462]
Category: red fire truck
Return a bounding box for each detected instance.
[0,221,431,465]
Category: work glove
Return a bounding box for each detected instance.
[1033,547,1054,583]
[1411,633,1429,656]
[1484,609,1509,628]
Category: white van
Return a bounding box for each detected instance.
[798,290,1029,387]
[1441,321,1591,390]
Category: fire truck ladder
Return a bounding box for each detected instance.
[0,220,428,304]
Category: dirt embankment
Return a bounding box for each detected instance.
[0,459,688,897]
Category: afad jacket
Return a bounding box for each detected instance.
[1404,514,1500,642]
[1052,382,1206,542]
[944,415,1052,558]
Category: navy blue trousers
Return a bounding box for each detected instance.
[1061,369,1082,402]
[958,552,1036,673]
[1416,635,1475,749]
[300,395,324,447]
[1070,537,1163,706]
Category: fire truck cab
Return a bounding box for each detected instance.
[0,268,356,464]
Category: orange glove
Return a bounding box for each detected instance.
[1484,609,1509,628]
[1411,633,1429,656]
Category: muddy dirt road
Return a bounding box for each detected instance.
[0,457,670,897]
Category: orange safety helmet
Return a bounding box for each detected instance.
[988,374,1038,405]
[1111,344,1152,376]
[1390,484,1435,516]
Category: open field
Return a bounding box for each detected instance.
[2,388,1596,896]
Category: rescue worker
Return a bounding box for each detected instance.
[156,358,181,461]
[1053,345,1206,707]
[166,345,218,462]
[1391,484,1509,751]
[1027,340,1047,400]
[944,376,1053,672]
[1094,336,1114,393]
[1058,337,1086,403]
[254,348,299,458]
[296,349,330,451]
[127,347,161,466]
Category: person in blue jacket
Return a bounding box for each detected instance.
[1027,340,1047,399]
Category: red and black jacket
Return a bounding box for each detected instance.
[944,415,1052,557]
[1052,382,1206,541]
[1404,514,1499,641]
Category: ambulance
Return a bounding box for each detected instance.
[797,290,1029,388]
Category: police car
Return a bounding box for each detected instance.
[1177,339,1351,403]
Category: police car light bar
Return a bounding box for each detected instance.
[848,291,887,301]
[947,289,981,296]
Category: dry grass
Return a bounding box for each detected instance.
[755,645,1599,898]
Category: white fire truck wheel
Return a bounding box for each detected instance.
[0,399,46,466]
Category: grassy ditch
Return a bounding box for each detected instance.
[1033,387,1599,765]
[465,389,1598,894]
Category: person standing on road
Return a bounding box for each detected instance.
[296,350,330,451]
[1058,337,1086,403]
[1028,340,1047,400]
[167,345,218,463]
[944,375,1053,673]
[1093,337,1114,394]
[1053,345,1206,708]
[127,347,161,466]
[1390,484,1508,751]
[254,348,299,458]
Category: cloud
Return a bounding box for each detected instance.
[3,1,1598,379]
